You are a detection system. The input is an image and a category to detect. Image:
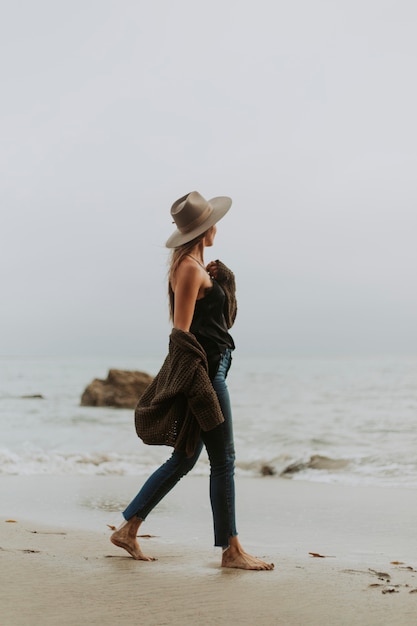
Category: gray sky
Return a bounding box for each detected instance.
[1,0,416,358]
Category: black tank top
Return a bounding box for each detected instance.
[190,279,235,379]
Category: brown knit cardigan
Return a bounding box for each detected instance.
[135,261,237,457]
[135,328,224,456]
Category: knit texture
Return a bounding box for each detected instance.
[135,328,224,456]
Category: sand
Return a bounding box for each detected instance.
[1,474,417,626]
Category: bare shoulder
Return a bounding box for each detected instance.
[171,256,201,291]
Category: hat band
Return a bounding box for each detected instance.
[179,204,213,234]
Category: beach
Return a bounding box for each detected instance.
[2,474,417,626]
[2,354,417,624]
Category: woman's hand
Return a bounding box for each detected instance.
[206,261,218,279]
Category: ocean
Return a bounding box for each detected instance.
[1,354,417,489]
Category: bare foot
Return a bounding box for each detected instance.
[110,518,156,561]
[221,537,274,571]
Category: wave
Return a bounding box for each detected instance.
[281,454,351,476]
[0,449,336,478]
[0,449,263,478]
[0,449,155,477]
[2,447,417,489]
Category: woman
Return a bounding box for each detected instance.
[111,191,274,570]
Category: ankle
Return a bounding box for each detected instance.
[127,517,141,532]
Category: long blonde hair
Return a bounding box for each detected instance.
[167,231,208,322]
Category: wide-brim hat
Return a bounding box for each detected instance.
[165,191,232,248]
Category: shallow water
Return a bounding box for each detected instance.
[1,354,417,488]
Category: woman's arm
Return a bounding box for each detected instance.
[172,261,202,332]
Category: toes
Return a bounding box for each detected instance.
[251,559,274,571]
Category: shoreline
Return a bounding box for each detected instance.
[2,475,417,625]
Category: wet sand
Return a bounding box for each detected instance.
[1,475,417,625]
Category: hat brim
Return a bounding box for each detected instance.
[165,196,232,248]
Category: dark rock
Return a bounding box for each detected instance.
[281,454,349,476]
[260,464,276,476]
[21,394,45,399]
[81,369,153,409]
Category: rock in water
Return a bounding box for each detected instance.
[81,369,153,409]
[21,394,45,399]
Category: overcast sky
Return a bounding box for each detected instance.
[1,0,416,358]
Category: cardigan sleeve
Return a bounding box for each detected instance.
[214,260,237,329]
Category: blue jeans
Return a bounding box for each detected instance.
[122,349,237,548]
